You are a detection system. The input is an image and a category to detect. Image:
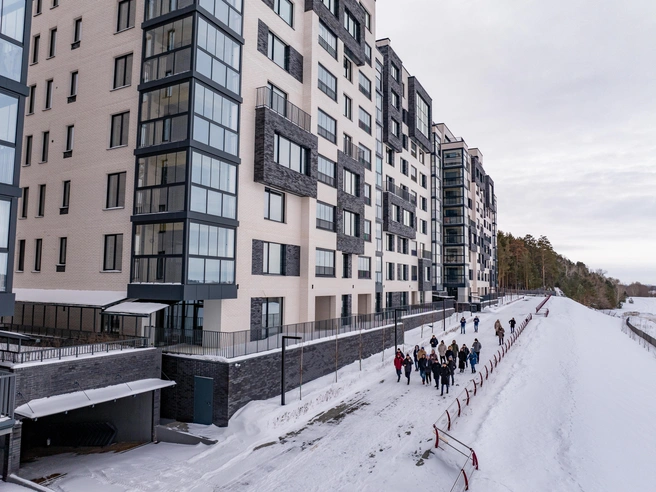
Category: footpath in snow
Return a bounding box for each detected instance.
[13,296,656,492]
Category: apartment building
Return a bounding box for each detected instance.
[0,0,31,316]
[11,0,444,336]
[437,123,497,303]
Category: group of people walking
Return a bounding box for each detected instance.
[494,317,516,345]
[393,335,482,396]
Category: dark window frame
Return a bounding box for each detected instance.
[113,53,133,89]
[110,111,130,148]
[106,172,126,209]
[34,239,42,272]
[117,0,136,32]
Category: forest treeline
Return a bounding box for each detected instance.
[497,232,653,309]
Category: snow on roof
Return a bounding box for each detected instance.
[15,378,176,419]
[13,289,127,308]
[103,302,169,316]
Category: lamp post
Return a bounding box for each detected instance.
[281,335,302,406]
[394,308,407,351]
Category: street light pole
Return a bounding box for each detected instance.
[281,335,302,406]
[394,308,406,351]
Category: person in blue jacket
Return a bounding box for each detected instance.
[460,316,466,334]
[473,316,480,332]
[468,350,478,374]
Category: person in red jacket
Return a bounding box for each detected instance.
[393,349,404,382]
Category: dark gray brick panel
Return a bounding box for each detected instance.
[408,76,433,152]
[288,46,304,83]
[251,240,300,277]
[418,258,432,292]
[336,151,366,255]
[256,20,303,83]
[254,107,318,198]
[383,192,417,239]
[378,44,403,152]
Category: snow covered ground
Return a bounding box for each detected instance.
[10,296,656,492]
[612,296,656,337]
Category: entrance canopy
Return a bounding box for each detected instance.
[15,379,175,419]
[13,289,127,308]
[102,302,169,317]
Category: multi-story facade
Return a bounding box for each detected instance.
[437,123,497,303]
[0,0,32,315]
[12,0,444,335]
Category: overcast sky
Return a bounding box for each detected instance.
[376,0,656,284]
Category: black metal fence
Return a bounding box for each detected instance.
[0,338,150,364]
[0,323,149,344]
[626,318,656,348]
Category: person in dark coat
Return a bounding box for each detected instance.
[447,356,456,385]
[445,347,454,362]
[413,345,420,371]
[440,362,450,396]
[460,317,466,334]
[497,326,505,345]
[403,354,414,385]
[468,350,478,373]
[509,317,516,334]
[393,349,404,382]
[461,343,470,368]
[431,358,441,388]
[473,316,480,333]
[429,335,438,348]
[418,354,428,385]
[425,356,433,385]
[472,339,482,362]
[458,347,467,373]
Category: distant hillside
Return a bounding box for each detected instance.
[497,231,621,309]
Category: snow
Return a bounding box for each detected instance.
[102,302,169,316]
[15,379,175,419]
[12,289,127,307]
[612,296,656,337]
[15,296,656,492]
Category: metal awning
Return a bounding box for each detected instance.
[15,379,176,419]
[13,289,127,308]
[102,302,169,317]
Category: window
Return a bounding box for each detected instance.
[402,209,413,227]
[358,256,371,279]
[321,0,337,15]
[273,0,293,26]
[343,94,352,120]
[386,262,394,280]
[364,43,372,65]
[400,159,408,176]
[264,188,284,222]
[411,141,417,157]
[343,210,359,237]
[361,4,371,31]
[386,148,394,166]
[110,112,129,147]
[52,0,59,7]
[364,183,372,206]
[391,119,400,137]
[113,53,133,89]
[58,237,67,266]
[316,249,335,277]
[65,125,74,153]
[31,35,39,63]
[358,107,371,134]
[391,63,400,82]
[318,22,337,58]
[189,151,236,219]
[20,187,28,218]
[316,202,335,231]
[41,131,49,162]
[262,298,283,328]
[420,219,427,234]
[263,242,284,275]
[267,32,288,70]
[106,172,126,208]
[343,169,359,196]
[61,180,70,213]
[343,57,352,82]
[421,196,427,211]
[24,136,32,165]
[44,79,53,109]
[117,0,135,32]
[391,91,400,110]
[359,144,371,169]
[196,17,239,92]
[411,165,417,182]
[317,109,336,143]
[358,72,371,99]
[34,239,42,272]
[363,219,371,241]
[342,253,350,279]
[48,28,56,57]
[318,155,336,186]
[103,234,123,271]
[69,71,78,99]
[27,85,35,114]
[318,64,337,101]
[73,18,82,47]
[37,184,46,216]
[343,9,360,41]
[35,0,42,15]
[416,94,430,137]
[17,240,25,272]
[421,173,427,188]
[391,204,399,222]
[386,234,394,251]
[274,134,308,174]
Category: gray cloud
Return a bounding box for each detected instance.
[377,0,656,283]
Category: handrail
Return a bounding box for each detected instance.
[385,181,417,205]
[255,86,311,132]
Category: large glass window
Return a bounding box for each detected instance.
[343,10,360,41]
[103,234,123,271]
[343,168,359,196]
[188,222,235,284]
[1,0,25,42]
[318,64,337,100]
[196,17,240,94]
[146,0,193,21]
[0,92,18,143]
[143,17,192,84]
[318,22,336,58]
[193,82,238,156]
[358,256,371,279]
[110,112,130,148]
[198,0,242,36]
[315,249,334,277]
[267,32,287,70]
[263,242,284,275]
[0,37,22,81]
[321,0,337,15]
[273,134,307,174]
[0,144,14,184]
[262,297,282,328]
[317,109,336,143]
[135,151,186,215]
[132,222,184,284]
[190,150,237,219]
[343,210,359,237]
[316,201,334,231]
[317,155,335,186]
[358,72,371,99]
[106,172,126,209]
[273,0,293,26]
[358,107,371,134]
[264,188,284,222]
[416,94,430,138]
[140,82,189,148]
[117,0,136,32]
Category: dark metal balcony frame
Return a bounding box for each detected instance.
[256,86,311,133]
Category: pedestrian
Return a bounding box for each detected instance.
[494,319,502,336]
[473,316,480,333]
[429,335,438,348]
[425,355,433,385]
[458,347,466,373]
[393,349,404,382]
[461,343,470,368]
[447,356,456,385]
[413,345,420,371]
[417,346,427,360]
[418,354,428,385]
[403,354,414,384]
[497,326,505,345]
[438,340,447,363]
[509,317,516,334]
[440,362,450,396]
[472,338,482,362]
[450,340,459,357]
[431,358,441,388]
[430,349,437,361]
[460,316,466,334]
[445,346,454,363]
[468,350,478,374]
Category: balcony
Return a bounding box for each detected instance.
[443,177,464,187]
[256,86,311,133]
[443,196,464,206]
[444,255,465,265]
[443,159,463,168]
[385,181,417,206]
[343,137,365,163]
[443,215,464,225]
[421,249,432,260]
[444,235,465,245]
